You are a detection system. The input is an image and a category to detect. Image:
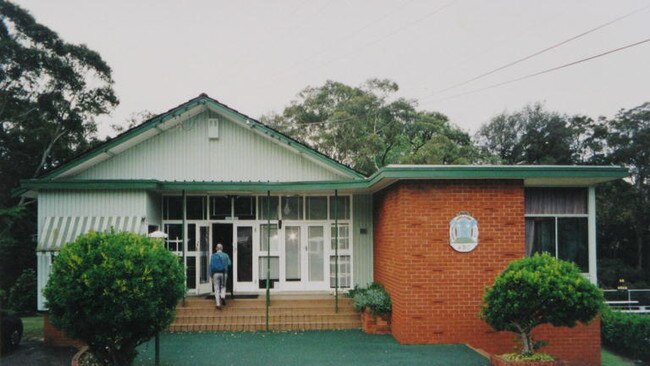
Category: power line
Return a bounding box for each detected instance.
[432,37,650,102]
[260,0,419,87]
[431,3,650,96]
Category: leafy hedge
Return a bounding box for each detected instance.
[44,231,185,366]
[601,307,650,362]
[349,283,391,315]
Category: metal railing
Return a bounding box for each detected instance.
[603,289,650,314]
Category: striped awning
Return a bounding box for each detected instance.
[38,216,146,251]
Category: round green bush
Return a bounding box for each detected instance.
[8,268,37,315]
[481,253,602,356]
[44,231,185,366]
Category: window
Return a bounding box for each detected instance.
[306,196,327,220]
[234,196,256,220]
[210,196,231,220]
[281,196,303,220]
[258,196,279,220]
[525,188,589,272]
[330,255,351,288]
[162,196,183,220]
[186,196,206,220]
[329,196,350,220]
[331,224,349,250]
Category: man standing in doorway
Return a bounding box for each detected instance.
[210,243,231,309]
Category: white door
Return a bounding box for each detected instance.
[282,223,329,291]
[257,223,280,290]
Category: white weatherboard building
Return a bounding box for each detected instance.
[19,94,627,311]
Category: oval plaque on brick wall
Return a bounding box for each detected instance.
[449,214,479,252]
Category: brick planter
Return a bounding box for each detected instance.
[361,308,391,334]
[489,354,563,366]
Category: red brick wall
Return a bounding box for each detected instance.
[373,180,600,366]
[44,312,85,348]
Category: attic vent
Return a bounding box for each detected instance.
[208,118,219,139]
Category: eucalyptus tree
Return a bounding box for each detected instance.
[262,79,483,175]
[0,0,118,292]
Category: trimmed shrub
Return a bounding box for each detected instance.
[44,231,185,366]
[601,307,650,362]
[351,283,391,315]
[8,268,37,315]
[481,253,603,356]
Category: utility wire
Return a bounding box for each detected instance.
[432,3,650,95]
[433,37,650,102]
[261,0,419,86]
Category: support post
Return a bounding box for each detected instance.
[182,190,187,307]
[266,190,271,332]
[334,190,339,313]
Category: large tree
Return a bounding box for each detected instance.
[604,102,650,271]
[474,103,605,165]
[262,79,486,175]
[0,1,118,290]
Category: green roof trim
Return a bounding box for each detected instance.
[18,165,628,195]
[366,165,630,183]
[38,94,365,181]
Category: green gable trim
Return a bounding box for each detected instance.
[19,165,628,195]
[38,94,365,181]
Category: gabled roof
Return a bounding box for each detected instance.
[38,94,366,181]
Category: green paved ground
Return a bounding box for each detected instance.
[134,330,489,366]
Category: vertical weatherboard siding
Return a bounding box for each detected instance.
[353,194,373,287]
[73,111,348,182]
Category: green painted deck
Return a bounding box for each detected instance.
[134,330,489,366]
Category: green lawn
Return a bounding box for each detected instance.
[21,315,43,340]
[602,348,636,366]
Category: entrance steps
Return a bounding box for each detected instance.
[169,294,361,332]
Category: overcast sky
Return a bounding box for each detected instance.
[14,0,650,137]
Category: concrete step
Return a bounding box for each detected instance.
[173,313,360,324]
[171,295,360,332]
[169,320,361,332]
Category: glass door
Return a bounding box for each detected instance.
[258,224,280,289]
[233,224,256,292]
[196,225,212,294]
[306,224,328,290]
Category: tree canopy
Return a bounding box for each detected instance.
[0,0,118,291]
[262,79,487,175]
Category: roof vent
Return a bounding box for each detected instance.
[208,118,219,139]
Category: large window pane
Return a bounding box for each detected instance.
[525,218,556,257]
[187,224,196,251]
[259,196,279,220]
[210,196,231,220]
[281,196,303,220]
[285,226,301,281]
[163,196,182,220]
[306,196,327,220]
[331,224,349,250]
[236,227,253,282]
[259,256,280,288]
[234,196,256,220]
[558,218,589,272]
[330,255,351,288]
[329,196,350,220]
[260,224,279,252]
[308,226,324,281]
[525,188,587,214]
[186,196,206,220]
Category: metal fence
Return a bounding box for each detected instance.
[603,289,650,314]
